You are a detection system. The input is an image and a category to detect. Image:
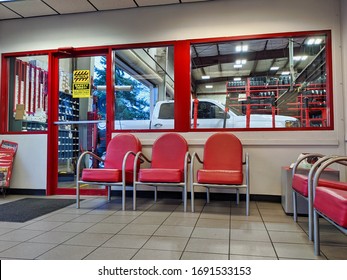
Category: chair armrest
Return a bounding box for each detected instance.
[313,156,347,193]
[292,153,325,176]
[76,151,104,180]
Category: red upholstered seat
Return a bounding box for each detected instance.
[81,169,134,183]
[82,168,121,182]
[133,133,190,212]
[318,179,347,191]
[197,169,243,185]
[138,168,182,183]
[292,173,345,197]
[314,186,347,228]
[76,133,142,210]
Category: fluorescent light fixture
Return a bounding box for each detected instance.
[201,75,210,80]
[294,56,308,61]
[205,85,213,89]
[235,59,247,65]
[236,45,248,52]
[233,77,241,81]
[234,64,242,68]
[270,66,280,71]
[307,38,323,45]
[281,71,290,75]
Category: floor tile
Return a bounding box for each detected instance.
[85,223,126,234]
[192,227,229,239]
[52,222,95,233]
[268,230,310,244]
[181,251,228,260]
[63,232,113,246]
[273,243,326,259]
[22,221,65,231]
[132,249,181,260]
[229,240,276,257]
[118,224,159,235]
[0,229,45,242]
[143,236,189,251]
[28,231,78,244]
[102,234,150,249]
[36,244,97,260]
[185,238,229,254]
[230,229,270,242]
[0,242,56,259]
[196,218,229,229]
[154,225,194,238]
[84,247,137,260]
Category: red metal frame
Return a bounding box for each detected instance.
[0,30,334,196]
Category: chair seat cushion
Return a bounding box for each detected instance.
[318,180,347,191]
[197,169,243,185]
[81,168,134,183]
[292,174,341,197]
[314,186,347,228]
[138,168,182,183]
[292,174,309,197]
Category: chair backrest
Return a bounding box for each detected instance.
[151,133,188,170]
[203,133,243,171]
[104,133,142,170]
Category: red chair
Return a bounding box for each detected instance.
[292,154,339,240]
[76,133,142,210]
[133,133,190,211]
[190,133,250,215]
[312,156,347,255]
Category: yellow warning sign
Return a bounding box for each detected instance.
[73,70,90,98]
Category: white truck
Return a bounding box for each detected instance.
[114,98,299,130]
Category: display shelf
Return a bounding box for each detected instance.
[58,91,80,180]
[226,76,328,127]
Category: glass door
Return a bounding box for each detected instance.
[49,53,109,195]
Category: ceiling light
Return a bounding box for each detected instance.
[235,59,247,65]
[270,66,280,71]
[236,45,248,52]
[234,64,242,68]
[201,75,210,80]
[307,38,323,45]
[294,56,308,61]
[205,85,213,89]
[234,77,241,81]
[281,71,290,75]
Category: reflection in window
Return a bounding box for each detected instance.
[7,55,49,132]
[113,46,174,130]
[191,33,330,129]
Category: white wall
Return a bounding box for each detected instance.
[0,0,346,195]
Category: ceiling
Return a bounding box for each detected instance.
[0,0,212,21]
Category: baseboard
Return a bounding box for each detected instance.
[5,189,281,203]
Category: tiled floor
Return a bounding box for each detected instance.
[0,195,346,260]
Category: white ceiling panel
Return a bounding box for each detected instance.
[89,0,137,11]
[0,4,21,20]
[136,0,179,7]
[43,0,96,14]
[2,0,57,17]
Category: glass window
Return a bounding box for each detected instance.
[112,46,175,130]
[190,32,331,129]
[6,55,49,132]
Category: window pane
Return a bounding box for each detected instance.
[113,46,174,130]
[191,33,330,129]
[7,55,49,132]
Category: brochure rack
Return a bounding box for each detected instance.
[0,140,18,195]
